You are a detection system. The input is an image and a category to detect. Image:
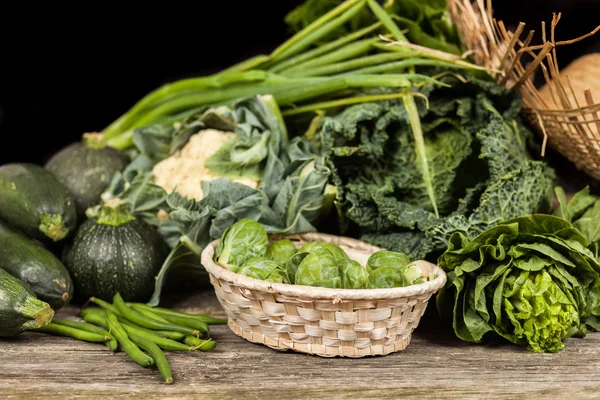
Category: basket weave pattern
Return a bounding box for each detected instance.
[201,232,447,358]
[448,0,600,179]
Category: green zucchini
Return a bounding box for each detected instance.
[0,163,77,242]
[0,268,54,337]
[0,220,73,310]
[62,200,167,302]
[45,137,129,216]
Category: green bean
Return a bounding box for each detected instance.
[128,330,173,384]
[367,0,407,42]
[270,0,364,61]
[106,311,154,367]
[128,303,228,325]
[121,324,194,352]
[269,22,382,74]
[31,323,110,343]
[113,293,199,336]
[82,308,186,341]
[183,336,217,352]
[90,297,121,316]
[53,318,118,352]
[79,309,119,352]
[130,304,209,335]
[129,305,171,323]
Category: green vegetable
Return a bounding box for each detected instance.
[437,214,600,353]
[266,240,298,265]
[0,219,73,310]
[121,324,194,352]
[0,268,54,337]
[129,304,209,335]
[295,247,341,288]
[62,200,167,302]
[338,259,369,288]
[31,322,110,343]
[285,252,310,284]
[214,218,269,272]
[299,241,349,261]
[127,329,174,384]
[52,318,113,341]
[113,293,200,337]
[316,76,555,260]
[126,304,228,325]
[367,266,405,288]
[45,138,130,216]
[106,310,155,367]
[237,257,286,283]
[80,307,186,341]
[183,336,217,351]
[366,251,411,273]
[0,163,77,242]
[401,262,434,285]
[553,186,600,260]
[75,310,119,351]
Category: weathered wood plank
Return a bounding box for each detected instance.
[1,289,599,399]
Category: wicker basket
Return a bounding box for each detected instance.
[200,232,447,358]
[448,0,600,180]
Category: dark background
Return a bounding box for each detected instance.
[1,0,599,175]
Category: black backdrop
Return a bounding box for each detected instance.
[1,0,598,171]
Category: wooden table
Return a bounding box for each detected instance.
[2,289,599,400]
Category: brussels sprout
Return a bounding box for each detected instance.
[295,247,341,288]
[285,252,310,284]
[367,266,407,289]
[299,241,349,261]
[238,257,286,283]
[214,218,269,272]
[366,250,411,273]
[401,262,434,285]
[338,259,369,289]
[266,240,298,265]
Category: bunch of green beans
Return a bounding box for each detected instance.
[32,293,226,385]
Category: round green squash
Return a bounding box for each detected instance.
[45,138,129,216]
[62,201,167,302]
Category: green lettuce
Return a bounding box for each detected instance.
[437,214,600,352]
[554,186,600,261]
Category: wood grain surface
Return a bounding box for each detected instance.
[1,289,599,400]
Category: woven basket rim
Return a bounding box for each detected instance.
[200,232,447,300]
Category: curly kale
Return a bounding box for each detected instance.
[312,76,556,260]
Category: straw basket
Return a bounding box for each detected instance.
[448,0,600,180]
[200,232,446,358]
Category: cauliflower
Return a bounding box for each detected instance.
[152,129,260,201]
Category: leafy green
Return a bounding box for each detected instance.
[101,96,334,305]
[437,214,600,353]
[312,76,555,260]
[284,0,462,54]
[554,186,600,260]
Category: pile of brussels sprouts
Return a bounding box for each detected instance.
[213,219,434,289]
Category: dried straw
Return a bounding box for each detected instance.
[448,0,600,179]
